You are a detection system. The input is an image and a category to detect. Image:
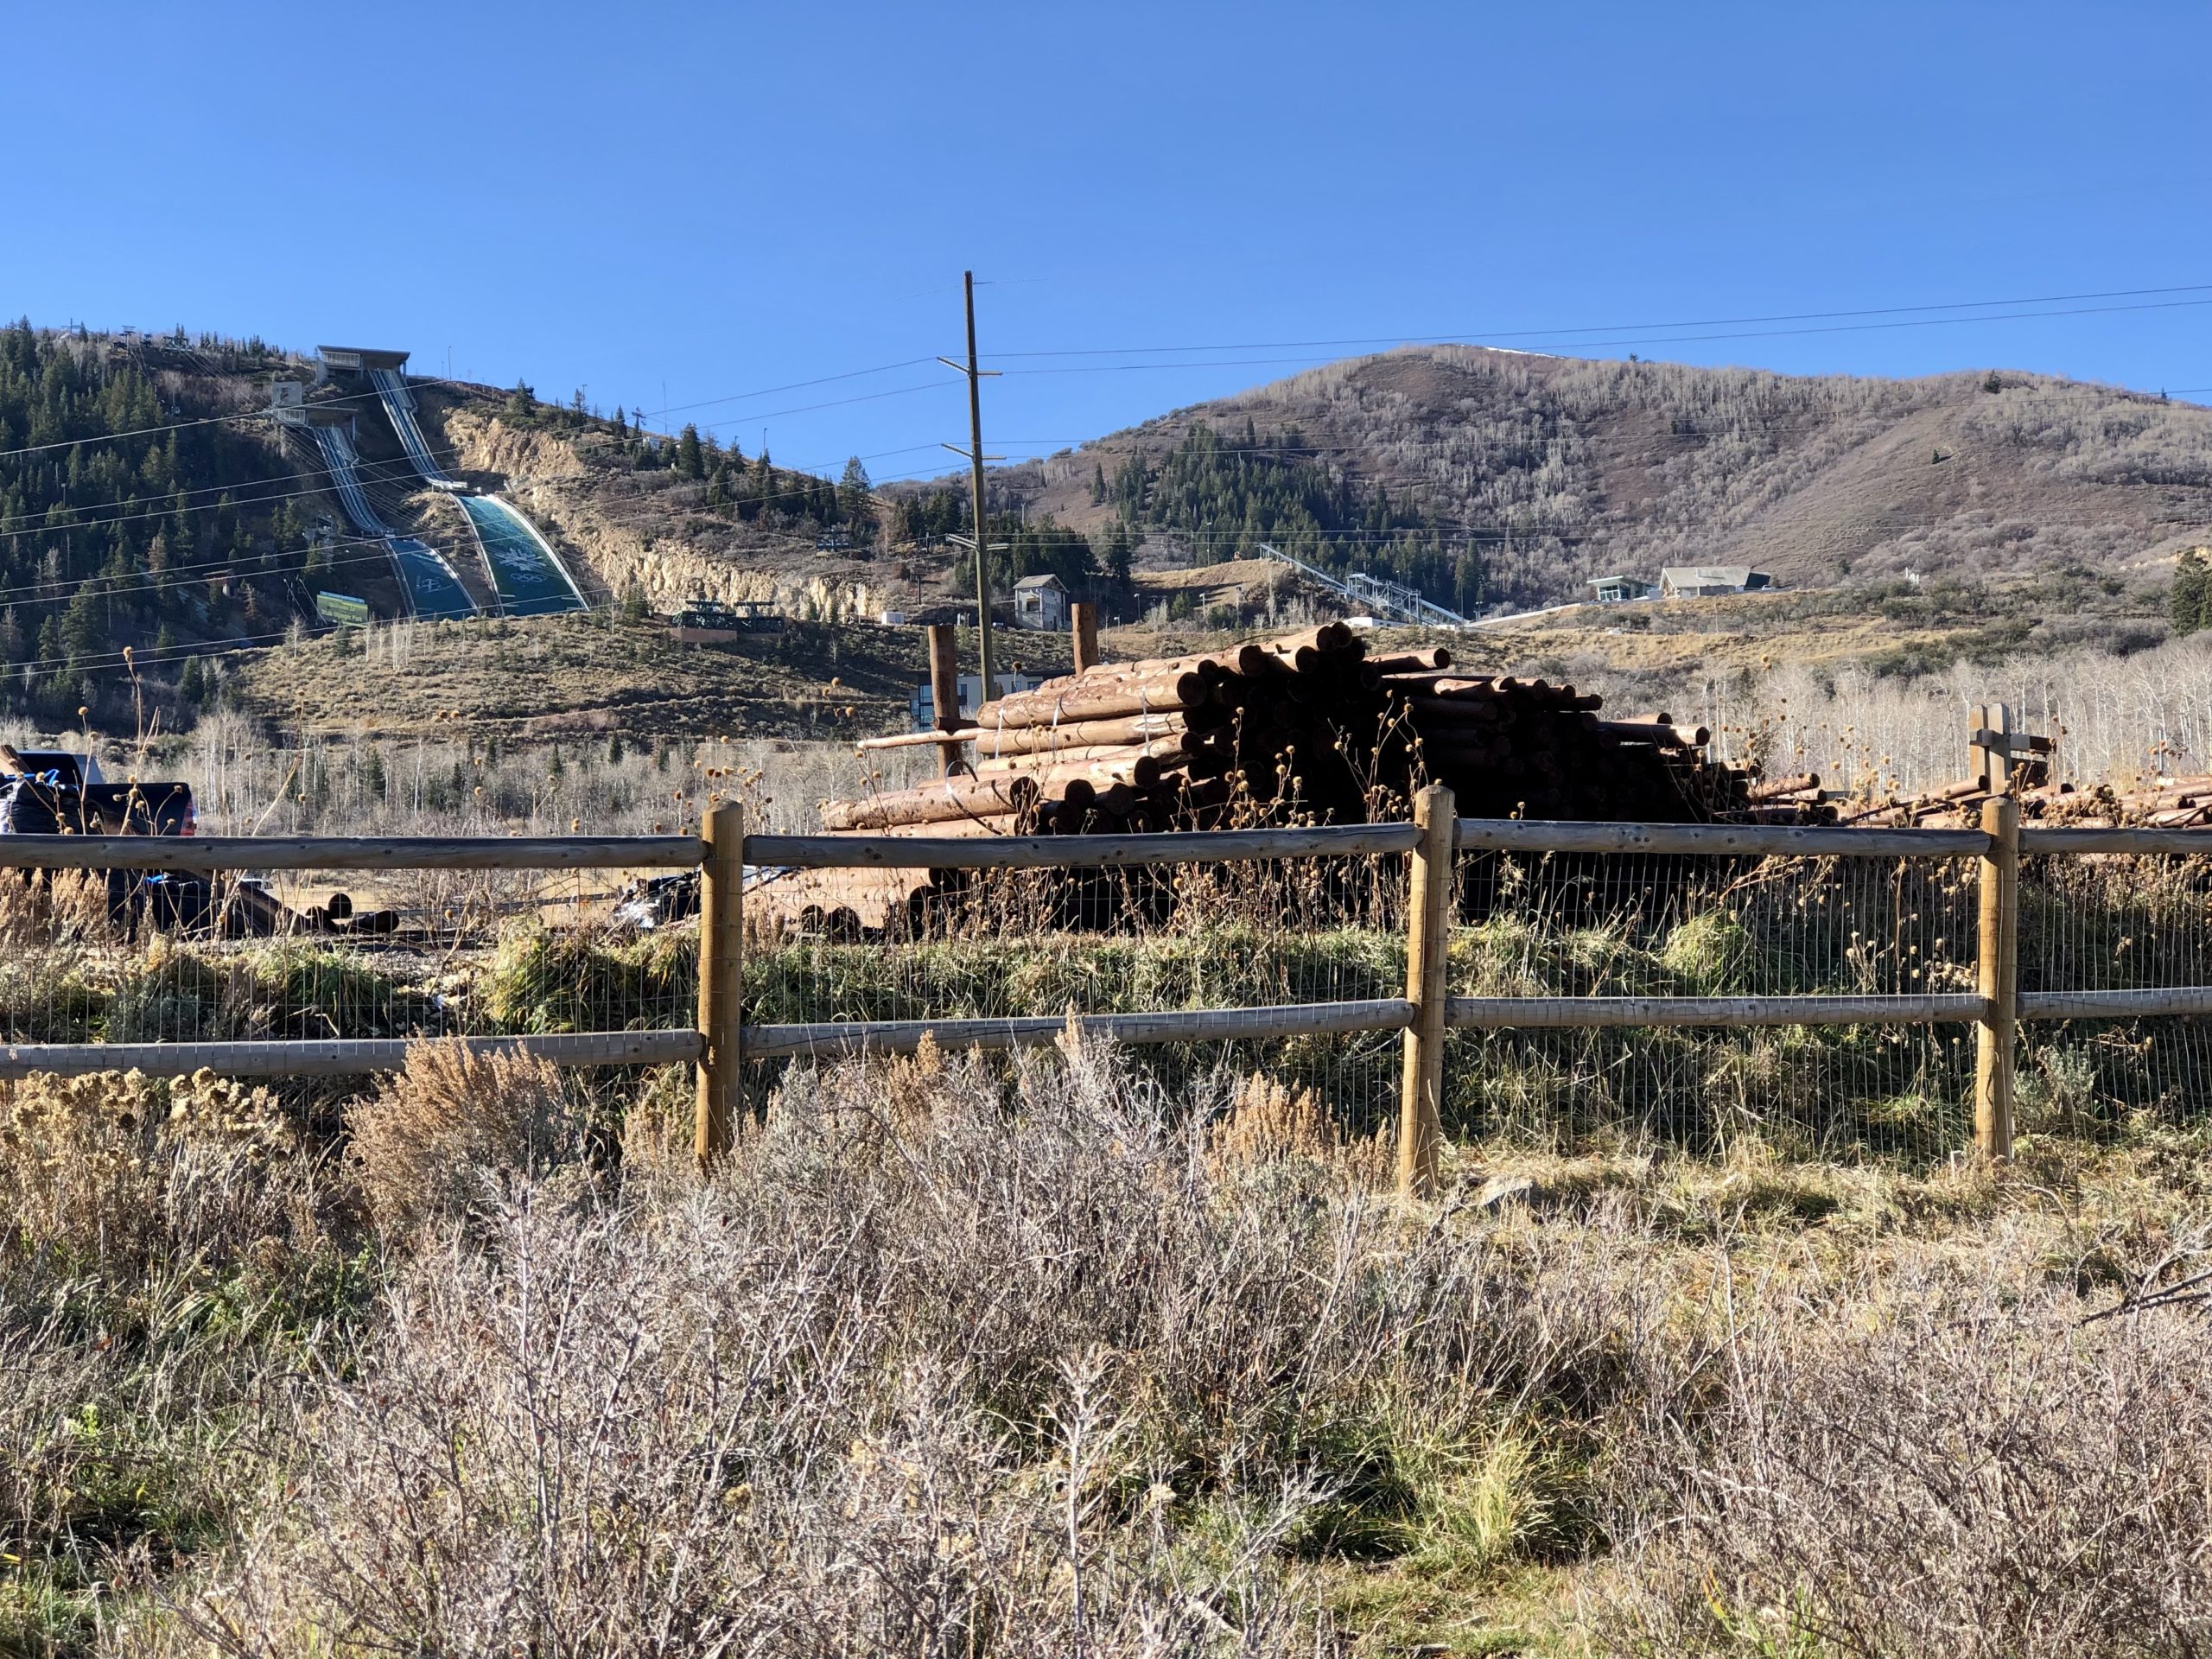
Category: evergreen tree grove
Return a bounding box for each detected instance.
[2174,550,2208,638]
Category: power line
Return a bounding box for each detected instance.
[969,295,2212,386]
[0,452,987,625]
[0,346,940,466]
[0,379,405,462]
[635,357,938,422]
[0,391,958,543]
[982,283,2212,359]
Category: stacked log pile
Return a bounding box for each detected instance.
[1849,772,2212,830]
[829,625,1758,839]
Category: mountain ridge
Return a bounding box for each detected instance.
[984,346,2212,609]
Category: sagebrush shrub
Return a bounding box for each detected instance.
[346,1040,579,1235]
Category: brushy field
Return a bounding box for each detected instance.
[7,1037,2212,1656]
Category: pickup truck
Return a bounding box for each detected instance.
[0,747,399,938]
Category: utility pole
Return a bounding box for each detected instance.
[940,271,1004,693]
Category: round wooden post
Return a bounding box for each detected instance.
[1071,601,1101,675]
[1974,795,2018,1159]
[694,800,746,1168]
[1398,784,1455,1199]
[926,623,963,777]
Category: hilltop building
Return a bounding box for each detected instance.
[1659,565,1773,599]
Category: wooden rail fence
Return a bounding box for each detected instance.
[0,834,708,1084]
[710,791,2212,1195]
[10,791,2212,1197]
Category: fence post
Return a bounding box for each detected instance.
[1974,794,2018,1159]
[1071,601,1101,674]
[1398,783,1455,1200]
[694,800,746,1168]
[927,623,963,777]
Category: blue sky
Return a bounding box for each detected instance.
[9,2,2209,488]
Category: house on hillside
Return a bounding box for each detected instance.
[1013,573,1070,630]
[1587,575,1656,602]
[1659,565,1774,600]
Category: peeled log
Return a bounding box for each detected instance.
[969,711,1190,757]
[821,773,1040,831]
[974,740,1190,786]
[1026,651,1240,696]
[977,670,1208,727]
[1748,772,1821,803]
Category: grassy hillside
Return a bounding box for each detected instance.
[16,317,2209,747]
[230,610,1071,741]
[998,347,2212,612]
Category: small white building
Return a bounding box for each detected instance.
[1013,573,1069,630]
[1659,565,1773,600]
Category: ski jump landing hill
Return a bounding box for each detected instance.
[319,346,589,620]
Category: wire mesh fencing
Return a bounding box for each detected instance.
[1441,848,1985,1160]
[742,852,1414,1141]
[0,860,699,1055]
[2018,849,2212,1131]
[14,815,2212,1166]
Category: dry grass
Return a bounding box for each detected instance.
[0,871,111,955]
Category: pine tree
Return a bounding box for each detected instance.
[1103,521,1133,586]
[60,585,103,666]
[2175,550,2208,638]
[677,423,704,479]
[838,455,872,513]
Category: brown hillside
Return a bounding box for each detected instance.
[1002,347,2212,603]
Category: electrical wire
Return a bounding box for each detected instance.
[0,350,944,463]
[982,283,2212,359]
[0,451,995,630]
[0,386,963,543]
[15,279,2205,465]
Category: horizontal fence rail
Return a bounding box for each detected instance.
[0,1030,702,1081]
[747,999,1414,1059]
[1452,820,1988,858]
[2018,987,2212,1020]
[1446,994,1993,1029]
[2018,827,2212,855]
[0,832,707,1084]
[747,823,1421,870]
[0,835,704,871]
